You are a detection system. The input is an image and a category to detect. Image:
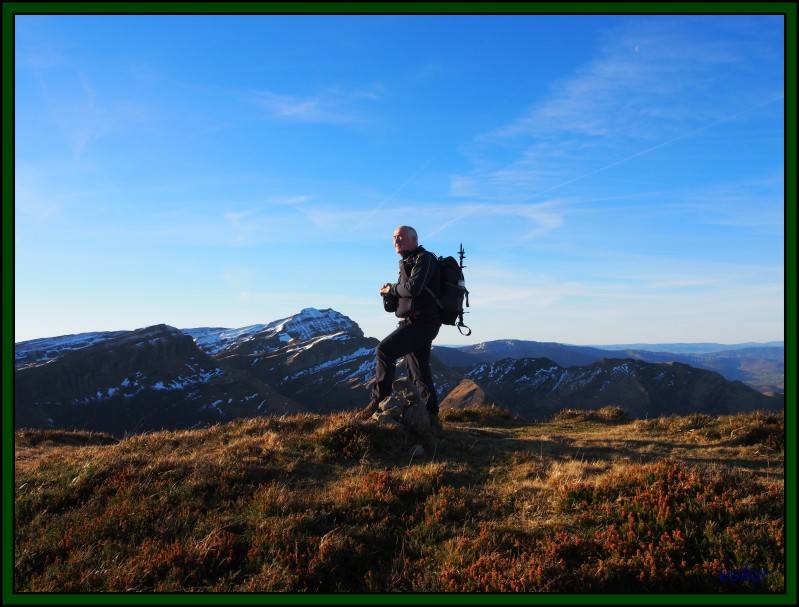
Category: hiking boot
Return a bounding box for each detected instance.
[355,399,380,421]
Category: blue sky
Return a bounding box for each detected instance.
[15,15,784,345]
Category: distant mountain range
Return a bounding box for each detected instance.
[441,357,779,420]
[590,341,784,354]
[14,310,783,435]
[433,339,784,395]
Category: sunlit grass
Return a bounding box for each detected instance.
[15,406,784,592]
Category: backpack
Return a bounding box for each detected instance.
[425,252,471,336]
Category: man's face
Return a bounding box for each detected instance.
[393,227,417,255]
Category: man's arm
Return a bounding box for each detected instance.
[390,253,436,298]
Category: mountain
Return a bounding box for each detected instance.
[448,357,782,420]
[186,308,460,412]
[15,313,782,434]
[434,340,610,368]
[433,339,784,394]
[188,308,378,413]
[594,341,784,354]
[181,308,363,356]
[14,324,299,435]
[675,347,784,395]
[15,330,129,370]
[14,309,462,434]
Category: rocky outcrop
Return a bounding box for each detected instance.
[439,378,494,410]
[370,378,439,447]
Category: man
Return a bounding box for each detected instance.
[357,225,443,432]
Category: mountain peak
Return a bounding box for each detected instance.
[136,324,183,336]
[181,309,363,356]
[277,308,362,340]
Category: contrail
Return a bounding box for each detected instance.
[529,93,785,198]
[427,206,476,237]
[350,154,437,231]
[426,93,783,238]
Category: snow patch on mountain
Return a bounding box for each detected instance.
[286,331,352,354]
[67,367,224,406]
[550,369,569,392]
[283,346,374,383]
[181,308,361,355]
[16,325,186,368]
[337,357,376,384]
[180,324,269,355]
[15,330,127,368]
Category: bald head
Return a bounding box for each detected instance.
[392,225,418,255]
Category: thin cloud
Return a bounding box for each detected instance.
[428,200,564,239]
[247,84,381,125]
[457,17,782,203]
[296,199,565,241]
[491,19,747,141]
[27,61,148,158]
[272,194,312,205]
[237,290,374,307]
[15,167,64,222]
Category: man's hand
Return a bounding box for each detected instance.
[380,283,392,296]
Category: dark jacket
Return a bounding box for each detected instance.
[386,245,441,321]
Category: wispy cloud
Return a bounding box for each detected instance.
[490,19,756,141]
[246,84,382,125]
[15,165,65,223]
[427,200,564,239]
[294,198,565,242]
[620,174,785,234]
[271,194,312,205]
[25,57,149,158]
[237,290,374,307]
[460,257,783,343]
[453,17,783,203]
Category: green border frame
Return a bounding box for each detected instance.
[2,2,795,604]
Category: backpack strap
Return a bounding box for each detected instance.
[425,285,444,309]
[457,320,472,336]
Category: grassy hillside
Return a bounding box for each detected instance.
[14,407,784,592]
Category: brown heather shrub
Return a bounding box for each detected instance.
[722,411,784,452]
[440,404,517,425]
[15,429,118,447]
[14,410,784,592]
[434,459,783,592]
[553,406,629,423]
[307,414,415,464]
[633,413,716,436]
[552,459,784,591]
[633,410,784,451]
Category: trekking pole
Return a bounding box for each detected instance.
[457,243,471,336]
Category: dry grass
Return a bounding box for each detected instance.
[440,404,518,425]
[553,405,629,423]
[632,410,784,453]
[14,406,784,592]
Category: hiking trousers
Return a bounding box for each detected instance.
[371,317,442,414]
